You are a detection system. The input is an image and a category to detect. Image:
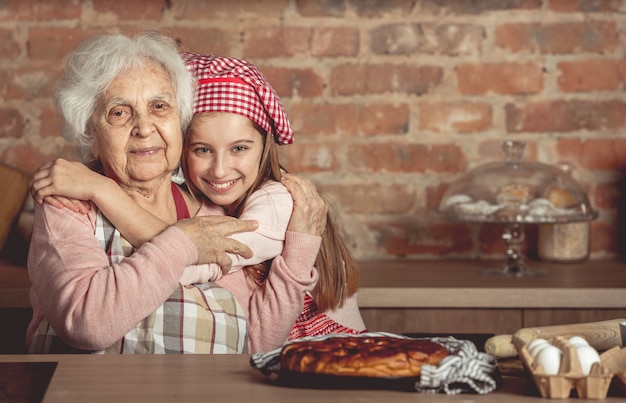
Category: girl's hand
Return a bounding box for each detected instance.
[30,158,103,214]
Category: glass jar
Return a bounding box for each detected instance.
[537,163,590,263]
[537,221,590,262]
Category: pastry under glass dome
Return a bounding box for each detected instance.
[437,140,597,277]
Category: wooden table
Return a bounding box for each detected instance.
[0,354,622,402]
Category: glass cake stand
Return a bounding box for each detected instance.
[437,141,597,277]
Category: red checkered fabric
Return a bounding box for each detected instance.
[182,52,294,145]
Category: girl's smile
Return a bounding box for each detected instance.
[186,112,264,209]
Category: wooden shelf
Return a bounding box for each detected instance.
[357,259,626,309]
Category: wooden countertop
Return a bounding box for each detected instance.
[1,353,621,402]
[357,259,626,309]
[3,258,626,310]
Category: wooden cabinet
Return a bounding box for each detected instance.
[359,308,626,336]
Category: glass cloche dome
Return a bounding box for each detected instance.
[437,140,597,277]
[438,141,597,224]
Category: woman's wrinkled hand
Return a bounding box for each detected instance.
[174,215,258,271]
[281,173,328,236]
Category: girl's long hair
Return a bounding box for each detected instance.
[182,119,359,311]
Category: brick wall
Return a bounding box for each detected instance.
[1,0,625,262]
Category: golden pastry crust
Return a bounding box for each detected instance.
[280,336,449,378]
[496,183,531,205]
[544,185,576,208]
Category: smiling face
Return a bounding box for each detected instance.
[90,61,182,189]
[185,112,264,212]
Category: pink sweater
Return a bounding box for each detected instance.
[26,199,320,353]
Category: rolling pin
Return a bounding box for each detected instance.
[484,318,626,358]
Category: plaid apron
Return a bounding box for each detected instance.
[30,187,248,354]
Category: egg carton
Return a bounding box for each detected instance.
[600,345,626,396]
[519,336,615,399]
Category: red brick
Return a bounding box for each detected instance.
[93,0,164,20]
[1,142,78,174]
[426,183,448,211]
[369,24,422,55]
[40,107,63,138]
[348,143,467,174]
[416,0,540,15]
[331,63,443,95]
[370,23,484,56]
[425,23,484,56]
[352,0,415,17]
[0,0,81,21]
[419,101,492,133]
[589,221,616,254]
[0,28,20,60]
[0,70,9,98]
[0,107,25,139]
[165,28,233,56]
[590,183,620,210]
[170,0,288,19]
[556,138,626,171]
[549,0,621,12]
[295,0,346,16]
[506,100,626,133]
[258,67,324,98]
[360,104,409,135]
[6,63,61,100]
[558,60,621,92]
[318,184,415,214]
[312,27,358,57]
[289,103,408,136]
[495,22,616,54]
[457,61,543,95]
[278,143,339,173]
[28,28,102,61]
[618,61,626,86]
[289,103,359,136]
[478,140,539,162]
[243,27,311,58]
[371,220,474,256]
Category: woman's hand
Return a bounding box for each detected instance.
[30,158,103,214]
[281,173,328,236]
[174,215,258,271]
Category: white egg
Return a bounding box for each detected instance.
[527,338,550,357]
[535,345,562,375]
[568,336,589,347]
[576,345,601,375]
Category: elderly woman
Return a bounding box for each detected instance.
[27,32,325,354]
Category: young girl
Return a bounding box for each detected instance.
[32,52,366,349]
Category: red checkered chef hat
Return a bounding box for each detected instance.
[182,52,294,145]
